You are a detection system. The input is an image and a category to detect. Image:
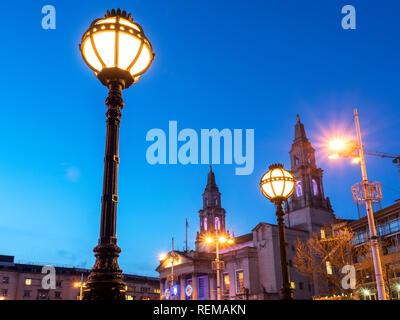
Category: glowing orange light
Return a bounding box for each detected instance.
[227,239,234,244]
[205,237,214,244]
[218,236,227,243]
[159,253,167,261]
[352,157,360,164]
[328,154,340,160]
[329,139,346,151]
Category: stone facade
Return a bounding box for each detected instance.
[0,255,159,300]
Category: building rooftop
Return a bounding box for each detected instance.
[0,254,158,283]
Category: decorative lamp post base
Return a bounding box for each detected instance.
[83,243,126,300]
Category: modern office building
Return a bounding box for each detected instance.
[342,201,400,300]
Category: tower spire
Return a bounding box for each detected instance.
[294,114,308,141]
[205,165,219,192]
[196,167,226,251]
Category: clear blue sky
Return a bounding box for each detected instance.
[1,0,399,276]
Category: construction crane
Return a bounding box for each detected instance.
[365,150,400,181]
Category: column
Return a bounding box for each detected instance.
[209,274,217,300]
[192,273,198,300]
[160,278,165,299]
[180,275,186,300]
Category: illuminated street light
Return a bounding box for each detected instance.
[327,109,387,300]
[160,238,179,300]
[260,163,295,300]
[204,231,235,300]
[79,8,154,300]
[74,274,86,300]
[159,253,167,261]
[362,288,371,296]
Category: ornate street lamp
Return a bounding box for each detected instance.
[79,8,154,300]
[260,164,295,300]
[204,232,234,300]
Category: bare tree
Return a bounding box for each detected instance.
[294,228,355,297]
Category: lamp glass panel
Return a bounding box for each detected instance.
[272,180,284,197]
[283,181,294,197]
[93,31,116,68]
[96,17,116,25]
[129,44,151,75]
[261,172,274,198]
[119,18,141,31]
[271,168,282,178]
[82,38,102,71]
[118,32,141,70]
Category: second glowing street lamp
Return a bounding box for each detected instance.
[328,108,386,300]
[260,164,295,300]
[205,232,234,300]
[79,8,154,300]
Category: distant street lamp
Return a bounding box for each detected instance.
[260,163,295,300]
[79,8,154,300]
[328,108,386,300]
[159,238,179,300]
[73,274,86,300]
[204,232,234,300]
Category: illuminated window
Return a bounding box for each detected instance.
[312,179,318,195]
[25,278,32,286]
[215,217,220,231]
[235,270,244,294]
[204,217,207,231]
[290,282,296,289]
[154,288,160,294]
[223,273,230,295]
[126,295,134,300]
[295,181,302,197]
[326,261,333,275]
[320,229,326,239]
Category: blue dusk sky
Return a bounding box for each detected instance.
[0,0,399,276]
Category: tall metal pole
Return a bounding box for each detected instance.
[354,108,386,300]
[79,273,84,300]
[84,80,126,300]
[171,237,175,300]
[275,199,293,300]
[215,232,221,300]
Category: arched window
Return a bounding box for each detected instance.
[312,179,318,196]
[295,181,303,197]
[204,217,207,231]
[215,217,221,231]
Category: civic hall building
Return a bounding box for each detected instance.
[156,116,337,300]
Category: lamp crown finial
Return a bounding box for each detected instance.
[268,163,284,171]
[105,8,134,22]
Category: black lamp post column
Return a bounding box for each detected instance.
[275,199,293,300]
[84,80,126,300]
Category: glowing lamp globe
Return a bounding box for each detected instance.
[260,164,296,201]
[79,8,154,88]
